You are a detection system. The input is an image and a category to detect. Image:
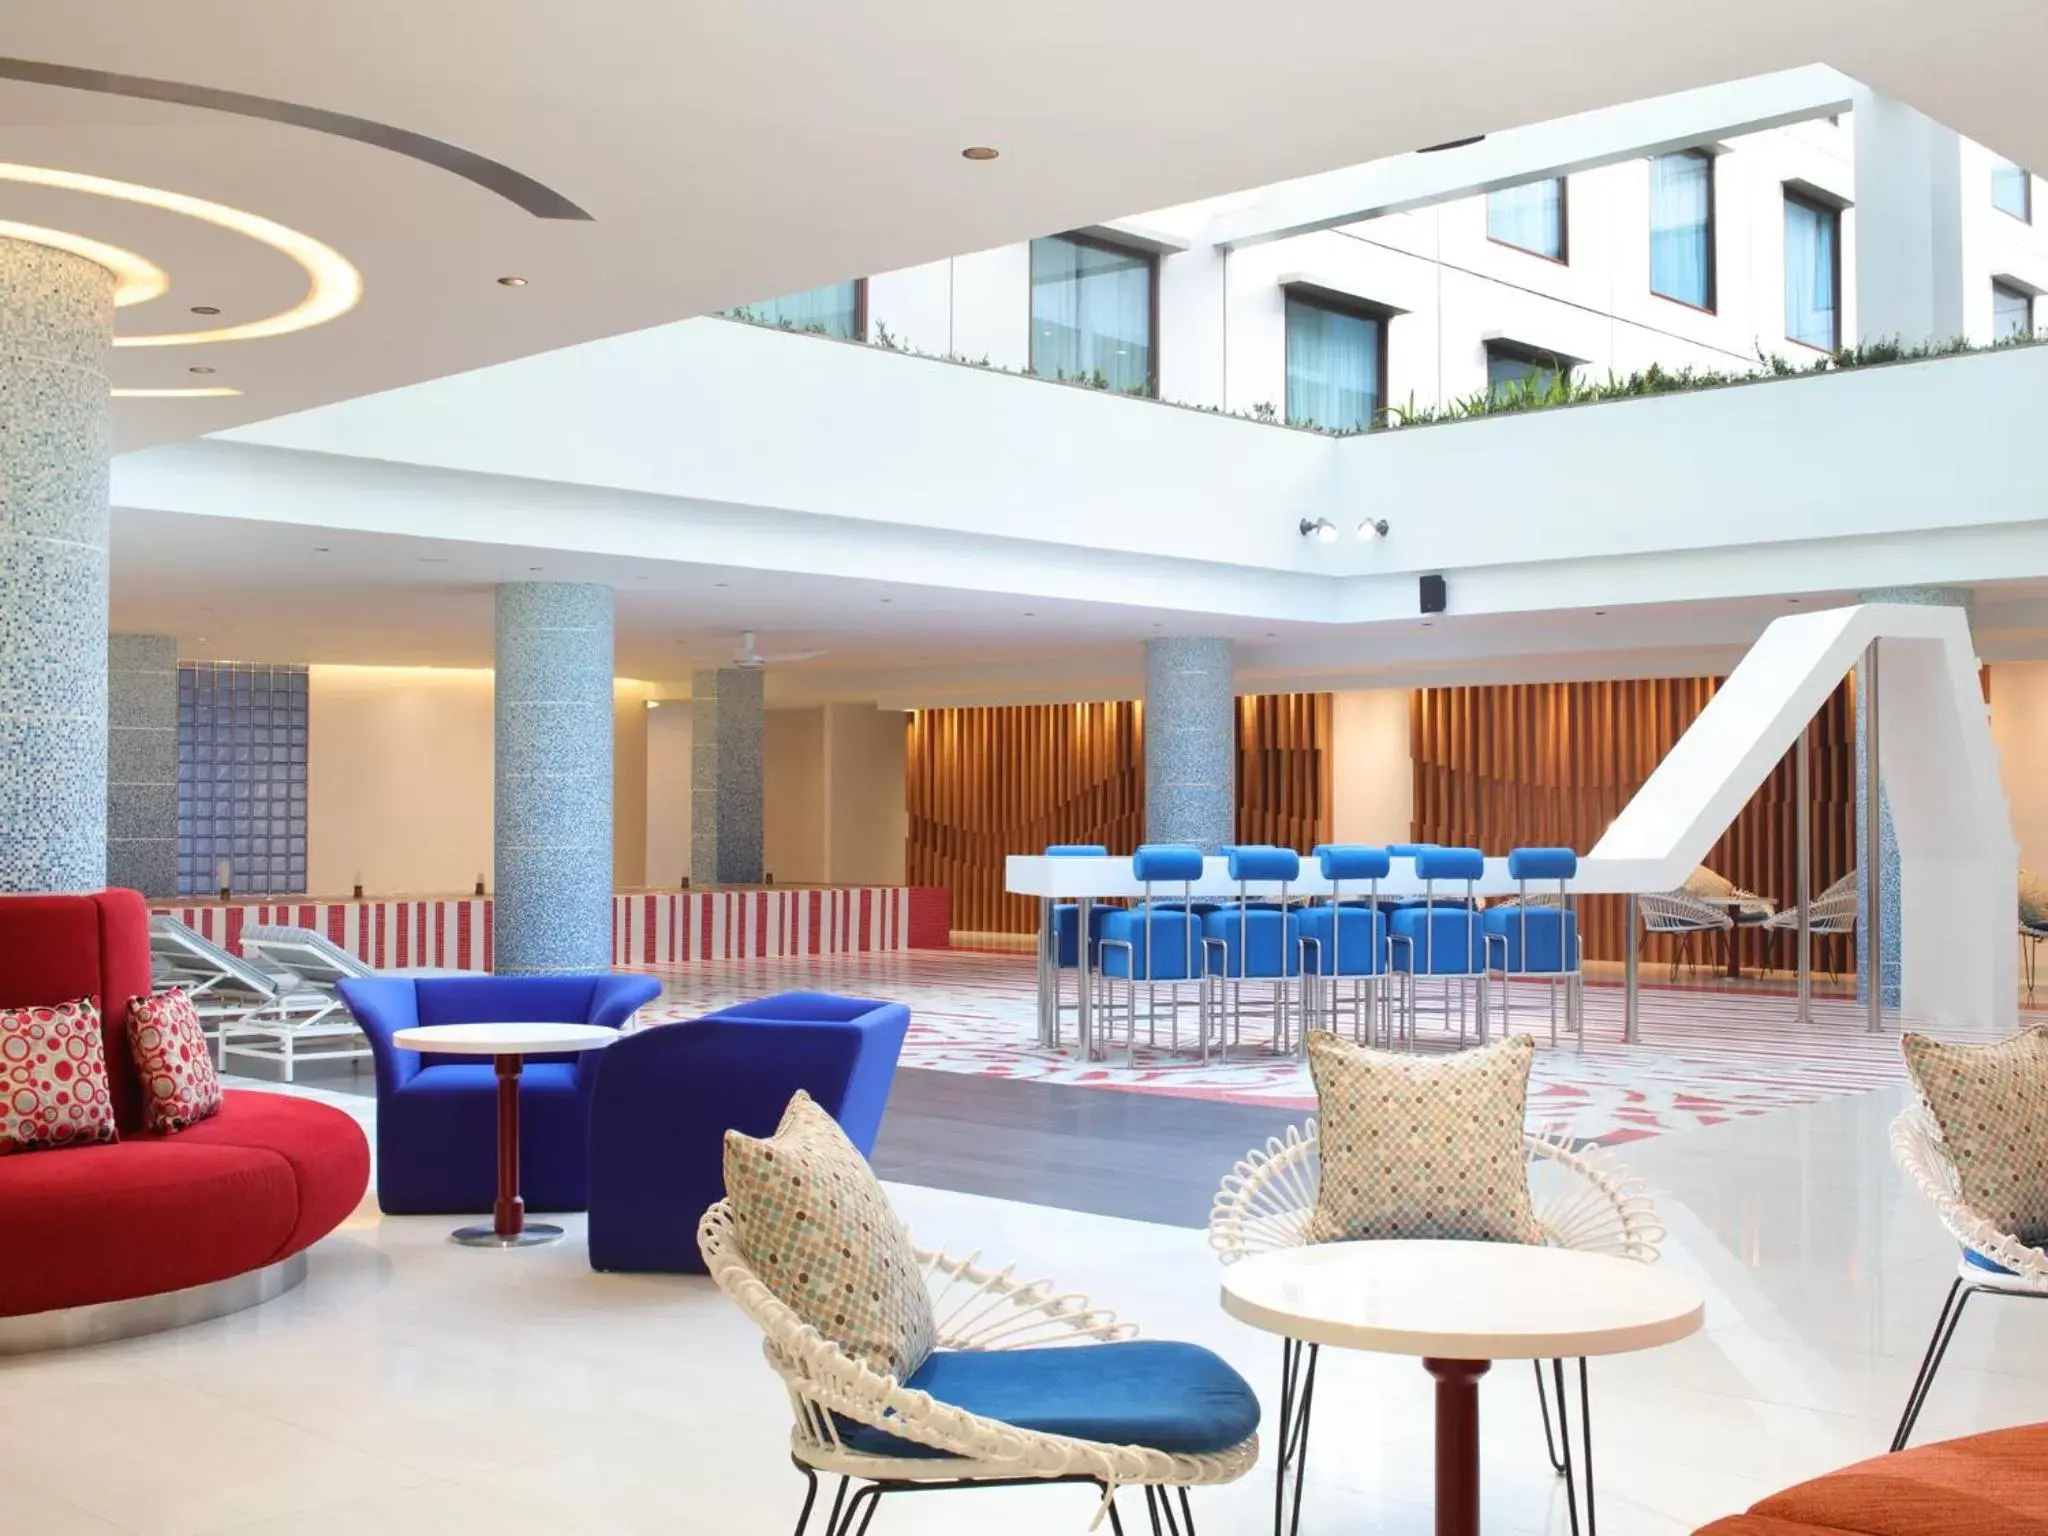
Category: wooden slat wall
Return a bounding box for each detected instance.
[906,694,1333,935]
[1410,677,1857,968]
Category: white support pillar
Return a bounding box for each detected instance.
[1852,89,1966,347]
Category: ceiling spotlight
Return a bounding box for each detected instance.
[961,146,1000,161]
[187,365,216,374]
[190,305,220,315]
[646,700,661,710]
[312,546,330,553]
[1358,518,1389,540]
[497,276,528,287]
[1300,517,1339,543]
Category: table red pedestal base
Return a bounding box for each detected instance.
[451,1053,563,1248]
[1424,1357,1491,1536]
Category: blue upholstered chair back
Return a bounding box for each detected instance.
[1413,846,1485,883]
[1386,843,1437,858]
[1132,844,1205,883]
[1507,847,1578,882]
[1315,844,1392,882]
[1295,905,1387,975]
[587,993,909,1273]
[1098,907,1206,981]
[1226,845,1300,883]
[1045,844,1109,857]
[339,972,661,1090]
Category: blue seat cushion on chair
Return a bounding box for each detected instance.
[1296,906,1386,975]
[1965,1246,2019,1276]
[1507,847,1577,881]
[1482,906,1578,972]
[396,1061,583,1100]
[1050,905,1116,967]
[835,1341,1261,1459]
[1098,909,1205,981]
[1201,908,1300,978]
[1390,906,1486,973]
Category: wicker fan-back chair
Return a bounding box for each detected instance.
[700,1201,1257,1535]
[1889,1105,2048,1452]
[1209,1120,1663,1536]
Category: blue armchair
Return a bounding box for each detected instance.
[586,990,909,1274]
[338,973,661,1215]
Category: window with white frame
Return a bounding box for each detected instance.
[1285,293,1386,431]
[1029,235,1156,394]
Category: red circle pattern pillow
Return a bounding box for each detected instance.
[0,998,119,1155]
[127,989,223,1135]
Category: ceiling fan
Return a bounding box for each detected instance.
[731,629,827,670]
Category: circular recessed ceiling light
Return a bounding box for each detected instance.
[0,220,167,307]
[961,146,1000,161]
[713,581,729,588]
[0,162,362,347]
[313,546,330,553]
[111,386,242,398]
[497,276,528,287]
[187,365,216,374]
[190,304,220,315]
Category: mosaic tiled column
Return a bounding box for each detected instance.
[108,634,178,897]
[0,238,114,893]
[1144,636,1235,851]
[1856,587,1973,1008]
[494,582,614,973]
[691,668,764,885]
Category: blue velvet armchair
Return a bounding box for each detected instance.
[586,990,909,1274]
[338,973,662,1215]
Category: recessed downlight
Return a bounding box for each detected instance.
[187,365,216,374]
[961,146,1000,161]
[190,304,220,315]
[497,276,528,287]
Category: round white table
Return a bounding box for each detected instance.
[1221,1240,1704,1536]
[391,1022,619,1249]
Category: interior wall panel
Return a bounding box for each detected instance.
[906,694,1331,934]
[1410,677,1857,969]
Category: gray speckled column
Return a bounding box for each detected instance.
[691,668,764,884]
[1856,587,1972,1009]
[0,238,113,893]
[495,582,614,973]
[1144,636,1235,851]
[108,634,178,897]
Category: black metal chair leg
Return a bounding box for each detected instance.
[840,1486,883,1536]
[1180,1487,1197,1535]
[791,1467,822,1535]
[821,1476,849,1536]
[1106,1488,1128,1536]
[1577,1357,1596,1536]
[1271,1338,1318,1536]
[1287,1347,1317,1536]
[1534,1358,1567,1474]
[1548,1358,1596,1536]
[1893,1279,1971,1452]
[1144,1485,1165,1536]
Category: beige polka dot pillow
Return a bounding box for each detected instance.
[723,1091,936,1380]
[1307,1031,1543,1245]
[1903,1027,2048,1243]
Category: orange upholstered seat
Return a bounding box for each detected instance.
[1695,1424,2048,1535]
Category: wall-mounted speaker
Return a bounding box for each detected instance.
[1420,573,1447,615]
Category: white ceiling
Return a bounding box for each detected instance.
[6,2,2048,451]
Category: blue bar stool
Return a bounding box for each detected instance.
[1200,846,1302,1057]
[1484,847,1583,1050]
[1098,844,1209,1064]
[1389,846,1488,1048]
[1298,846,1392,1046]
[1037,844,1109,1049]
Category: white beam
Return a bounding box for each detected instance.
[1204,66,1859,249]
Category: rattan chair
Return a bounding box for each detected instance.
[1638,891,1736,982]
[1889,1105,2048,1450]
[1209,1120,1663,1536]
[1761,870,1858,979]
[700,1201,1258,1535]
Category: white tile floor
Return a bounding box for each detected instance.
[6,1084,2047,1535]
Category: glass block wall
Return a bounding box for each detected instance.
[176,663,309,896]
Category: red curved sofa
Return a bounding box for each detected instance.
[0,889,370,1319]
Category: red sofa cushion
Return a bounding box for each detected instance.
[173,1090,369,1260]
[0,890,153,1132]
[1695,1424,2048,1535]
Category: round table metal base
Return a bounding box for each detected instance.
[451,1222,564,1249]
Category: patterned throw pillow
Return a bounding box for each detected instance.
[1307,1031,1542,1245]
[723,1091,937,1380]
[2020,869,2048,932]
[0,998,118,1155]
[128,990,223,1134]
[1902,1028,2048,1243]
[1682,865,1736,901]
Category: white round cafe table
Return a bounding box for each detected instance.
[1221,1240,1704,1536]
[392,1022,619,1249]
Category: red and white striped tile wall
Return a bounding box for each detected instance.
[152,886,950,969]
